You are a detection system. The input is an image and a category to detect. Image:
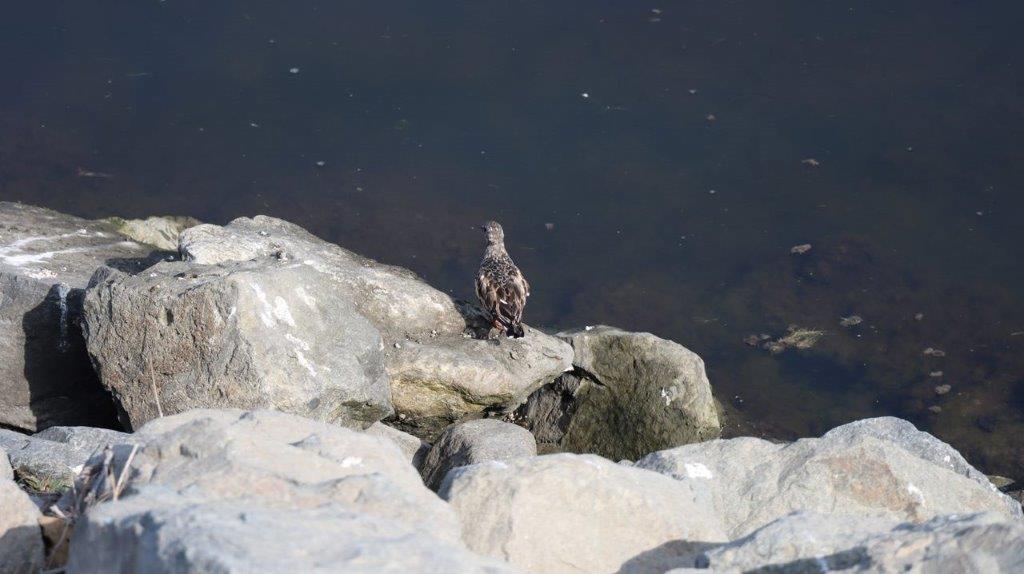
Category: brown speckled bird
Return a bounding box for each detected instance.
[476,221,529,338]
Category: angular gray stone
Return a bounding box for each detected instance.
[365,422,430,471]
[440,453,728,574]
[122,409,461,541]
[515,326,721,461]
[636,417,1023,539]
[0,477,45,574]
[0,201,159,431]
[180,216,573,439]
[82,259,391,430]
[386,328,573,440]
[0,426,137,493]
[104,215,201,251]
[697,511,1024,573]
[421,419,537,491]
[68,487,518,574]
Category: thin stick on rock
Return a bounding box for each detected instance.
[148,357,164,418]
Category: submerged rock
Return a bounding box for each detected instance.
[440,453,727,574]
[513,326,720,461]
[420,419,536,491]
[82,259,392,430]
[0,202,158,431]
[636,417,1022,539]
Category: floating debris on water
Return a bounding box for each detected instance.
[934,384,952,395]
[706,113,717,122]
[929,371,944,378]
[544,222,555,230]
[923,347,946,357]
[790,243,812,255]
[749,326,825,354]
[839,315,863,327]
[289,67,300,74]
[315,161,326,167]
[580,92,589,99]
[928,405,943,413]
[801,158,820,167]
[743,333,771,347]
[914,312,925,321]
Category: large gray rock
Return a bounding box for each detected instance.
[68,487,518,574]
[1,477,45,574]
[121,409,461,541]
[386,328,573,440]
[66,409,503,573]
[179,216,466,336]
[0,448,10,480]
[421,419,537,490]
[0,201,159,431]
[0,426,136,492]
[514,326,720,461]
[440,453,728,574]
[696,511,1024,573]
[365,421,431,471]
[180,216,572,439]
[82,259,391,430]
[637,417,1023,539]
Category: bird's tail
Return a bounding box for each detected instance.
[506,322,525,338]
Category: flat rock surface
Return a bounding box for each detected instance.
[68,487,518,574]
[698,511,1024,573]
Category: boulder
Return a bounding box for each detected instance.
[82,259,391,430]
[420,419,537,490]
[697,511,1024,573]
[1,477,45,573]
[365,422,430,471]
[636,417,1023,539]
[121,409,461,541]
[179,216,465,337]
[0,426,136,493]
[68,487,518,574]
[0,201,159,431]
[514,326,720,461]
[104,215,201,251]
[180,216,573,439]
[439,453,728,574]
[386,328,573,440]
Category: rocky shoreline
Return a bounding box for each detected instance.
[1,201,1022,573]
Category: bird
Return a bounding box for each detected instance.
[476,221,530,338]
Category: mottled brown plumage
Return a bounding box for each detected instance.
[476,221,529,338]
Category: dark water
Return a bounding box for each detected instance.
[3,2,1023,475]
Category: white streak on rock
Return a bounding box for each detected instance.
[295,286,317,308]
[684,462,714,479]
[339,456,363,468]
[273,296,296,327]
